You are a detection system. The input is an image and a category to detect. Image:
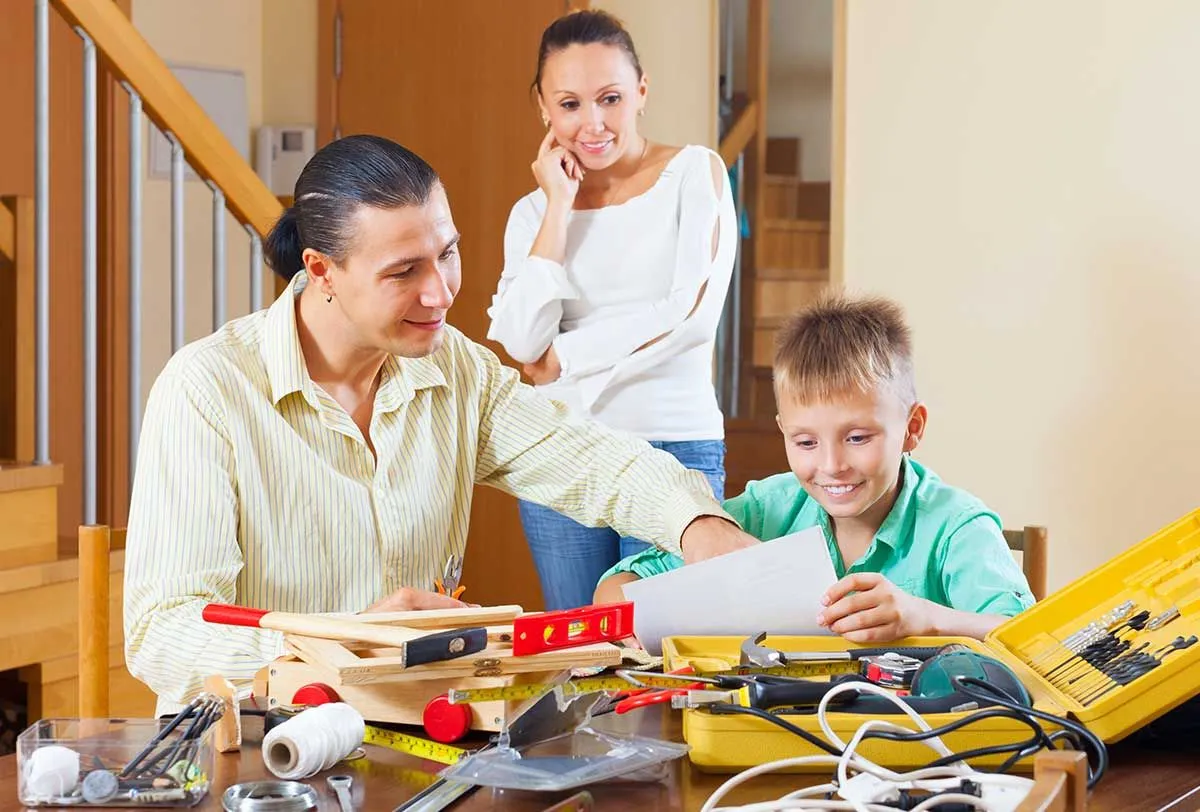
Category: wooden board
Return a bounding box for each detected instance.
[0,485,57,567]
[18,643,155,719]
[285,634,622,686]
[348,606,522,628]
[264,656,563,732]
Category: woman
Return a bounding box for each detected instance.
[487,10,737,610]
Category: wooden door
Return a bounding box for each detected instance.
[318,0,576,611]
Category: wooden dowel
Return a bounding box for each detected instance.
[78,524,110,718]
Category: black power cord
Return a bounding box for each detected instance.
[708,703,845,756]
[705,676,1108,791]
[954,676,1108,788]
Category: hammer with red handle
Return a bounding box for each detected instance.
[202,603,488,668]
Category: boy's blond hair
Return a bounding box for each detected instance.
[773,291,917,407]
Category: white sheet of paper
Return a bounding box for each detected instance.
[621,526,839,655]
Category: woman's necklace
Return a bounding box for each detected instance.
[596,136,650,208]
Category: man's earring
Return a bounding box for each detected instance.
[542,116,549,127]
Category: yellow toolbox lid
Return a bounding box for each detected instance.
[985,507,1200,741]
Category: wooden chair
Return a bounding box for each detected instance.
[1004,525,1049,602]
[78,524,122,718]
[1014,750,1088,811]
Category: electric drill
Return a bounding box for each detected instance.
[842,644,1031,714]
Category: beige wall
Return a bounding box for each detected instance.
[132,0,261,401]
[131,0,316,403]
[262,0,318,126]
[842,0,1200,589]
[595,0,719,149]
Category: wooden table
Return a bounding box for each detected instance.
[2,711,1197,811]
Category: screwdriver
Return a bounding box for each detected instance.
[671,673,867,710]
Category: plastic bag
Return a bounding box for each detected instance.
[439,692,688,792]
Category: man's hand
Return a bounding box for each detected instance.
[679,516,759,565]
[364,587,474,613]
[523,346,563,385]
[816,573,932,643]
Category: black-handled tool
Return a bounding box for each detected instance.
[740,631,943,668]
[403,627,489,667]
[202,603,488,667]
[672,673,870,710]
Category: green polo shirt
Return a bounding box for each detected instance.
[602,457,1034,617]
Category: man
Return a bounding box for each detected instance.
[125,135,756,713]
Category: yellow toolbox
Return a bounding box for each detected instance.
[663,508,1200,773]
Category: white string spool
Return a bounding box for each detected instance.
[261,703,365,780]
[23,744,81,798]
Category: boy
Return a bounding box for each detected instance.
[594,293,1034,642]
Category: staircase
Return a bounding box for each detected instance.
[725,136,831,498]
[0,0,278,726]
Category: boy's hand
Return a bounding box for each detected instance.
[816,573,932,642]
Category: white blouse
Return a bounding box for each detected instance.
[487,144,737,441]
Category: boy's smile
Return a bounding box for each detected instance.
[777,385,927,533]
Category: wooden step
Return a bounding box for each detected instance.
[760,220,830,273]
[753,326,776,368]
[764,177,831,221]
[750,278,832,369]
[757,265,828,281]
[754,279,827,322]
[0,543,153,718]
[20,642,156,718]
[725,412,789,497]
[0,463,62,568]
[766,137,800,175]
[0,549,124,673]
[763,218,829,232]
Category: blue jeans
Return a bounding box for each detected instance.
[519,440,726,610]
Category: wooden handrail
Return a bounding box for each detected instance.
[0,200,14,263]
[50,0,282,237]
[719,100,759,169]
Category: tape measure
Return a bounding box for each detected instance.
[361,725,468,766]
[447,662,865,705]
[264,705,469,766]
[706,662,862,679]
[446,676,631,705]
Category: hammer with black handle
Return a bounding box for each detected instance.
[202,603,488,668]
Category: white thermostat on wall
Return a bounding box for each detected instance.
[256,125,316,197]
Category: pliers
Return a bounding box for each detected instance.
[612,667,705,715]
[435,554,466,600]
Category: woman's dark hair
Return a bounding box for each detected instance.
[531,10,643,96]
[263,134,440,279]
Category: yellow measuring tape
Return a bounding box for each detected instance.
[361,725,469,766]
[447,662,862,705]
[447,676,631,705]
